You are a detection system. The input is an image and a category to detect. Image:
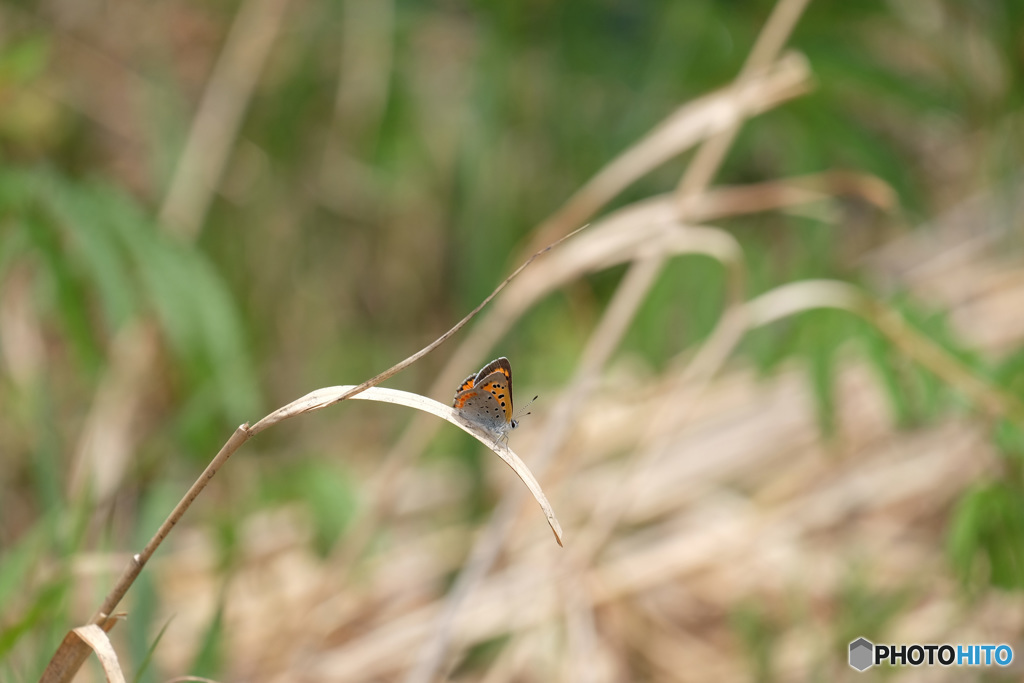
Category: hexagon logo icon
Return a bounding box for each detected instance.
[849,637,874,671]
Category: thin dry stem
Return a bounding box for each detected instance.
[343,49,814,585]
[407,2,815,679]
[401,227,742,683]
[317,223,590,413]
[574,279,1024,565]
[159,0,290,239]
[404,225,747,683]
[70,0,288,518]
[44,382,567,681]
[301,404,991,681]
[675,0,813,204]
[529,51,811,251]
[43,214,582,683]
[94,425,252,623]
[42,426,249,683]
[345,222,743,578]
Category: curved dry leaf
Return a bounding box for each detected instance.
[250,386,563,545]
[71,625,125,683]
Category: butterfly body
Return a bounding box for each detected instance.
[453,357,519,439]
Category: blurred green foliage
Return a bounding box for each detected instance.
[950,482,1024,591]
[1,168,259,431]
[731,601,781,681]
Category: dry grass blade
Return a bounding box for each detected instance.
[343,50,815,593]
[741,279,1024,422]
[67,0,290,558]
[446,222,745,383]
[69,625,125,683]
[676,0,813,203]
[294,372,999,681]
[575,277,1024,565]
[529,51,811,251]
[401,223,746,683]
[159,0,291,238]
[680,170,897,218]
[406,3,818,679]
[361,222,745,491]
[20,1,1023,681]
[252,385,563,545]
[39,619,122,683]
[42,220,583,683]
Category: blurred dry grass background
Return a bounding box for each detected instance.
[2,0,1024,681]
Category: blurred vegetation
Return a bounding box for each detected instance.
[1,0,1023,680]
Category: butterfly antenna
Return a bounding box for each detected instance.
[515,395,539,419]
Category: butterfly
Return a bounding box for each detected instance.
[452,357,534,443]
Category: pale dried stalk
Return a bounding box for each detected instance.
[527,51,811,252]
[401,226,743,683]
[335,223,743,574]
[372,52,812,491]
[49,2,290,675]
[570,308,749,562]
[303,419,985,680]
[43,384,564,682]
[536,3,816,678]
[68,625,125,683]
[67,321,159,502]
[404,10,813,676]
[559,173,904,563]
[159,0,291,238]
[745,281,1024,423]
[332,0,395,143]
[675,0,813,204]
[573,279,1024,565]
[339,50,811,606]
[43,218,581,683]
[70,0,289,505]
